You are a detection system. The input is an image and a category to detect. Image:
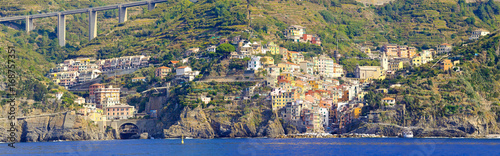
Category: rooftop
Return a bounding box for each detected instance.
[158,66,170,69]
[382,97,395,100]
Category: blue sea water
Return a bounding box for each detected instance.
[1,138,500,155]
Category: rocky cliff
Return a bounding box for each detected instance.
[348,111,499,138]
[0,111,113,142]
[163,105,290,138]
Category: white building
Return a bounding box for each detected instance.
[469,29,490,40]
[381,52,388,71]
[319,107,329,127]
[132,77,147,82]
[332,63,344,78]
[437,43,452,54]
[421,50,434,64]
[78,69,101,83]
[247,56,262,71]
[381,97,396,106]
[200,96,211,104]
[176,66,201,81]
[176,66,192,76]
[207,45,216,53]
[74,97,86,105]
[55,92,64,100]
[314,55,335,78]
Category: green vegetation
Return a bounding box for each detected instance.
[216,43,235,57]
[2,0,500,119]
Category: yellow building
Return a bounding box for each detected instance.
[357,91,367,100]
[389,61,403,71]
[361,47,371,54]
[308,80,319,89]
[412,55,422,67]
[287,51,304,64]
[261,56,275,65]
[278,62,300,73]
[88,111,106,122]
[352,107,362,119]
[272,90,299,110]
[268,42,279,55]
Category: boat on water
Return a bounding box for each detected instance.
[401,128,413,138]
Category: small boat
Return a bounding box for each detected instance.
[402,128,413,138]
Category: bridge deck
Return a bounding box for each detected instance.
[0,0,169,22]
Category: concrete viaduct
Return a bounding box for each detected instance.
[0,0,168,46]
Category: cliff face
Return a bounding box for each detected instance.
[163,106,290,138]
[348,110,499,137]
[0,111,112,142]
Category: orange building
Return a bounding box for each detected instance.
[155,66,171,78]
[382,44,398,57]
[407,47,417,58]
[441,59,453,71]
[89,83,105,103]
[352,107,362,119]
[105,105,135,120]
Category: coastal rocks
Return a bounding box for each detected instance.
[140,133,149,139]
[262,116,285,138]
[349,123,405,136]
[163,106,215,138]
[0,112,111,142]
[413,129,467,138]
[163,105,288,138]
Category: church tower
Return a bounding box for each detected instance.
[381,52,388,71]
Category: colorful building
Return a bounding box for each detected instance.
[441,59,453,71]
[105,105,135,120]
[155,66,171,78]
[271,89,299,110]
[300,61,314,75]
[267,42,279,55]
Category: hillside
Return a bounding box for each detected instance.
[359,32,500,137]
[1,0,500,140]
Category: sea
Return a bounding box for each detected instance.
[1,138,500,155]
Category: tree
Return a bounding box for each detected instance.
[216,43,235,58]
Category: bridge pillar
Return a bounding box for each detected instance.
[25,16,33,33]
[148,1,156,11]
[57,14,65,47]
[119,6,128,23]
[89,10,97,41]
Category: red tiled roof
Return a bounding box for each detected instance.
[169,61,179,64]
[177,66,189,69]
[158,66,170,69]
[382,97,395,100]
[278,79,291,83]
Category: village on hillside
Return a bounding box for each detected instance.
[47,25,490,134]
